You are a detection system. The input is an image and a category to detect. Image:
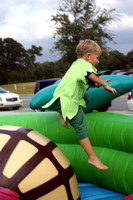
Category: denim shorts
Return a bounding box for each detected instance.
[55,98,88,140]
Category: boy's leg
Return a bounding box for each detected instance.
[55,98,69,129]
[79,137,108,170]
[68,106,108,170]
[59,113,69,129]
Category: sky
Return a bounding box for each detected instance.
[0,0,133,62]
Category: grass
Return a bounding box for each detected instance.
[0,82,36,94]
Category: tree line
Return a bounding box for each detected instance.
[0,0,133,85]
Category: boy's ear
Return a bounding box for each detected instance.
[85,52,90,60]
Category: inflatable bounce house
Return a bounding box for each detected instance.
[0,75,133,199]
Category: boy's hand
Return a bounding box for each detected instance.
[104,85,117,94]
[96,79,110,88]
[88,74,117,94]
[104,79,110,83]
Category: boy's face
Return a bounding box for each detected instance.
[87,52,100,67]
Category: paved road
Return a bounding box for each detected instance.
[0,94,34,115]
[0,94,132,115]
[107,94,133,114]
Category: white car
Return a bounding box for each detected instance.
[127,90,133,111]
[0,88,23,109]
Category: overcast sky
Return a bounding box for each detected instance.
[0,0,133,62]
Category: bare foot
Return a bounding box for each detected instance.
[88,158,108,170]
[59,114,69,129]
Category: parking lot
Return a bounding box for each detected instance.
[0,94,132,115]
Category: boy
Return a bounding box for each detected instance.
[42,39,117,170]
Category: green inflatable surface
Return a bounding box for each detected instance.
[0,111,133,195]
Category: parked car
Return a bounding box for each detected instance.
[111,70,128,75]
[96,101,111,112]
[0,88,23,109]
[127,90,133,111]
[34,78,60,94]
[117,71,133,75]
[98,70,112,75]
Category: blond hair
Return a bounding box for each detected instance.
[76,39,102,58]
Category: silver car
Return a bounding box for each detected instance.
[0,88,23,109]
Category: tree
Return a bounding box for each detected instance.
[98,50,128,71]
[0,37,42,84]
[34,61,60,80]
[126,50,133,69]
[0,38,42,72]
[27,45,42,68]
[51,0,116,65]
[0,38,26,71]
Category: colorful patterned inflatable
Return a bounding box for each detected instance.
[0,125,80,200]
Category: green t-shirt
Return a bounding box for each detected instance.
[42,58,97,120]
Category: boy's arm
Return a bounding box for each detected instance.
[95,79,110,88]
[88,73,117,94]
